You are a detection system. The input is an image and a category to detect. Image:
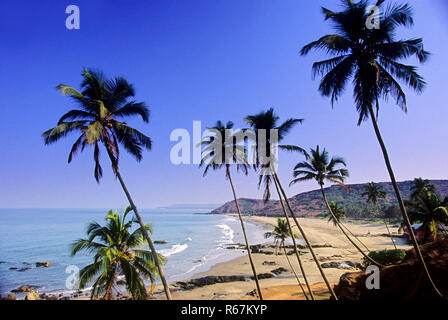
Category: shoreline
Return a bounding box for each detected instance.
[150,215,411,300]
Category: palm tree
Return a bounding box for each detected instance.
[410,178,436,200]
[323,201,346,227]
[245,108,331,300]
[300,0,441,297]
[362,182,397,249]
[290,146,378,265]
[42,68,172,299]
[264,218,309,300]
[407,189,448,242]
[71,207,163,300]
[199,120,263,300]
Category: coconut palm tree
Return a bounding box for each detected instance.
[42,68,172,299]
[264,218,309,300]
[300,0,441,297]
[407,189,448,242]
[199,120,263,300]
[245,108,330,300]
[410,178,436,200]
[362,182,397,249]
[290,146,378,265]
[71,207,163,300]
[323,201,346,227]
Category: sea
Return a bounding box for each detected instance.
[0,208,268,298]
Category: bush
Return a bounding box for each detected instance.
[362,249,406,268]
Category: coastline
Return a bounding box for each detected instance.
[150,215,411,300]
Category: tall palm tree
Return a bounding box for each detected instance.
[323,201,346,227]
[407,189,448,242]
[71,207,163,300]
[264,218,309,300]
[245,108,330,300]
[410,178,436,200]
[362,182,397,249]
[199,120,263,300]
[42,68,172,299]
[300,0,441,297]
[290,146,378,265]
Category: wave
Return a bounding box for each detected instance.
[159,243,188,257]
[216,223,235,245]
[186,237,192,241]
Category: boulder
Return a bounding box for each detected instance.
[46,295,58,300]
[262,261,276,266]
[5,293,16,300]
[252,273,274,280]
[25,291,39,300]
[271,267,288,275]
[36,261,53,267]
[9,267,18,270]
[17,267,31,272]
[333,238,448,300]
[154,240,168,244]
[12,285,39,292]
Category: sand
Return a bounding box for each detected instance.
[150,215,411,300]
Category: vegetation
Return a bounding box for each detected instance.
[199,120,263,300]
[71,207,163,300]
[323,201,346,227]
[42,68,172,299]
[300,0,440,296]
[362,249,406,269]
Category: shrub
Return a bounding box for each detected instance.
[362,249,406,268]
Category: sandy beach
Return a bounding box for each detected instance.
[153,215,411,300]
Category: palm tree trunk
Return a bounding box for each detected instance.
[320,185,381,266]
[368,103,443,298]
[384,219,397,249]
[273,176,313,300]
[227,167,263,300]
[281,240,309,300]
[274,174,338,300]
[339,221,371,252]
[115,171,172,300]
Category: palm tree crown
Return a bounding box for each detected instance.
[71,207,163,300]
[42,68,152,182]
[290,146,349,188]
[410,178,436,200]
[264,218,291,243]
[245,108,304,201]
[323,201,347,226]
[362,182,387,206]
[300,0,429,124]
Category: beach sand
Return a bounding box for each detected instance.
[151,215,411,300]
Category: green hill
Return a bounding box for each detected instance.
[210,180,448,219]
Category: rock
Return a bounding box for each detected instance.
[321,261,361,270]
[334,239,448,300]
[25,291,39,300]
[262,261,276,266]
[36,261,53,267]
[47,295,58,300]
[271,267,288,275]
[0,261,5,264]
[60,296,70,300]
[22,262,31,265]
[252,273,274,280]
[5,293,16,300]
[39,293,47,299]
[154,240,167,244]
[9,267,18,270]
[174,275,247,290]
[17,267,31,272]
[12,285,39,292]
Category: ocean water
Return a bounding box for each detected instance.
[0,208,268,297]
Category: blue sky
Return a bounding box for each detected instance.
[0,0,447,208]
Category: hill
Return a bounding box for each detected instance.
[209,180,448,219]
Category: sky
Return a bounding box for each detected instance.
[0,0,447,209]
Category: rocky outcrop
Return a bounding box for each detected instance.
[11,285,39,292]
[5,293,16,300]
[333,238,448,300]
[25,291,39,300]
[321,261,361,270]
[173,268,288,290]
[36,261,53,267]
